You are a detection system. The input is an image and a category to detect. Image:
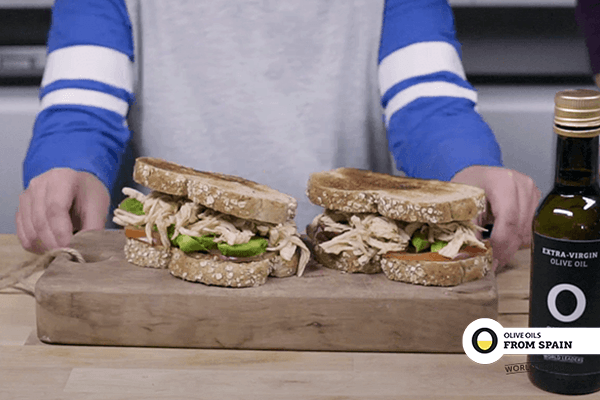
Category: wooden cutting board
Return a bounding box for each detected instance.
[35,230,497,352]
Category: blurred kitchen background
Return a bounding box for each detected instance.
[0,0,594,234]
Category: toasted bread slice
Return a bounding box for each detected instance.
[124,238,172,269]
[133,157,297,225]
[380,243,492,286]
[307,168,485,223]
[124,236,298,286]
[168,248,299,288]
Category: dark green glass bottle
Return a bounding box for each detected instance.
[528,89,600,395]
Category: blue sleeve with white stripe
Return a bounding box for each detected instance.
[22,0,133,192]
[379,0,503,181]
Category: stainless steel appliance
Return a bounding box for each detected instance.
[0,2,51,234]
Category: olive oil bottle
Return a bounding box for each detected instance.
[528,89,600,395]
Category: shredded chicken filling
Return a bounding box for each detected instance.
[113,188,310,276]
[308,210,486,264]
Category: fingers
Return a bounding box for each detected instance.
[487,170,540,268]
[489,205,522,269]
[17,179,58,254]
[515,175,541,247]
[16,169,111,254]
[31,171,76,251]
[16,169,79,253]
[45,178,76,247]
[484,177,519,269]
[16,191,43,253]
[451,165,541,269]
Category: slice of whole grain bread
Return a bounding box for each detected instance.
[133,157,297,225]
[124,238,172,269]
[380,243,492,286]
[168,248,299,288]
[306,168,485,223]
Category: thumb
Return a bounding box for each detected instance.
[79,201,108,231]
[73,173,111,232]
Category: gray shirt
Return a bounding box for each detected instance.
[123,0,391,230]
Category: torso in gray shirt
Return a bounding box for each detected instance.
[123,0,391,230]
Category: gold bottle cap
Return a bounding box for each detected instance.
[554,89,600,137]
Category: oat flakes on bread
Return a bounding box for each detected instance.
[169,248,300,287]
[134,156,297,225]
[380,243,492,286]
[307,167,485,223]
[113,157,310,287]
[306,168,491,286]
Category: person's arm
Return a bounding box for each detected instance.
[378,0,540,268]
[17,0,134,253]
[379,0,502,180]
[575,0,600,87]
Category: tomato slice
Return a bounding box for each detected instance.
[124,225,163,246]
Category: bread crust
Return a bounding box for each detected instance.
[124,238,172,269]
[307,168,486,223]
[132,157,297,224]
[168,248,299,287]
[380,243,492,286]
[124,236,299,286]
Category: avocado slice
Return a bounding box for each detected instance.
[430,240,448,253]
[411,232,430,253]
[411,232,448,253]
[173,233,218,253]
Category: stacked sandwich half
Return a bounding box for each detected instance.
[306,168,492,286]
[113,157,310,288]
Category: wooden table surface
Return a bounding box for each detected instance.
[0,233,595,399]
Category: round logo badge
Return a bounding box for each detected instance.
[463,318,504,364]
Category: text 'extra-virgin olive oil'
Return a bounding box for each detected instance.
[528,89,600,395]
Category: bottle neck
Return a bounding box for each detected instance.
[554,134,599,187]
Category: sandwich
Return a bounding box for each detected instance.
[305,168,492,286]
[112,157,310,288]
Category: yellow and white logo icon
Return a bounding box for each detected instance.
[473,328,496,353]
[463,318,504,364]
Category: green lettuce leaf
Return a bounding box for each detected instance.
[172,232,268,257]
[217,237,268,257]
[119,198,144,216]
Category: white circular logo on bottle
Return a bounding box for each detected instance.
[547,283,586,323]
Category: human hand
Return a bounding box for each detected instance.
[16,168,110,254]
[451,165,541,270]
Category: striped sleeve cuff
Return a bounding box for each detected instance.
[379,41,466,99]
[379,41,476,126]
[40,45,134,117]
